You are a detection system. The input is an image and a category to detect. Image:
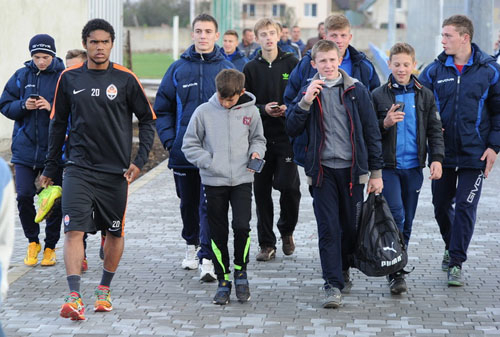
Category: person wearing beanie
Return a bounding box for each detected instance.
[0,33,65,268]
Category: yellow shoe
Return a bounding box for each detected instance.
[41,248,56,266]
[24,242,41,266]
[35,185,62,223]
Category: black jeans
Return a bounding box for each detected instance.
[254,141,301,249]
[205,183,252,280]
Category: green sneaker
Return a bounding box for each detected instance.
[447,266,463,286]
[441,250,450,271]
[35,185,62,223]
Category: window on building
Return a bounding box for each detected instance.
[243,4,255,17]
[304,3,317,17]
[272,4,286,17]
[396,0,402,9]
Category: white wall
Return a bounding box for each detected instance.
[0,0,88,151]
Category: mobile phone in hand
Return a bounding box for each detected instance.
[247,157,265,173]
[29,93,40,100]
[270,104,280,110]
[395,101,405,112]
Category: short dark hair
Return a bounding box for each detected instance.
[224,29,239,39]
[311,39,340,61]
[216,69,245,98]
[442,14,474,41]
[65,49,87,61]
[192,13,218,32]
[389,42,416,61]
[82,18,115,43]
[242,28,253,35]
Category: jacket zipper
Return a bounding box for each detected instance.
[341,86,356,196]
[454,74,461,168]
[315,96,325,187]
[34,70,41,169]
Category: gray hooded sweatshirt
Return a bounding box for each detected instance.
[182,91,266,186]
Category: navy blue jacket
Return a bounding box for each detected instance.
[0,57,65,168]
[286,70,383,188]
[154,45,234,169]
[221,47,249,72]
[284,46,380,167]
[419,43,500,169]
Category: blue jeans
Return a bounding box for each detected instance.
[173,169,212,260]
[432,168,483,267]
[382,168,424,247]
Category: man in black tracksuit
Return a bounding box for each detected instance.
[41,19,155,320]
[243,18,300,261]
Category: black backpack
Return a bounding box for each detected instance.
[349,193,408,277]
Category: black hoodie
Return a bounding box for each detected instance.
[243,48,298,143]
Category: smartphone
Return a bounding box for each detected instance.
[270,104,280,110]
[247,157,265,173]
[395,101,405,112]
[29,93,40,100]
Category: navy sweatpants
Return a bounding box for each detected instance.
[173,169,212,260]
[311,167,363,289]
[432,168,484,268]
[15,164,62,249]
[382,168,423,247]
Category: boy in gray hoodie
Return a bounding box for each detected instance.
[182,69,266,305]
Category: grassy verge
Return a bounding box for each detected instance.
[131,52,174,79]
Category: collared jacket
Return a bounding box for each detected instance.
[182,92,266,187]
[284,45,380,167]
[0,57,65,168]
[221,47,249,72]
[286,70,383,188]
[419,43,500,169]
[154,45,234,169]
[372,75,444,169]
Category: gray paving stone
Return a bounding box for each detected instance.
[1,162,500,336]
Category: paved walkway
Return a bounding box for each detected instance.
[1,160,500,337]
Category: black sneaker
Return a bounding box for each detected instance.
[341,269,353,294]
[441,250,450,271]
[389,272,408,294]
[256,246,276,261]
[322,284,341,308]
[234,271,251,303]
[213,280,232,305]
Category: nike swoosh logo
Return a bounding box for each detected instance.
[73,89,86,95]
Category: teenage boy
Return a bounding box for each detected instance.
[243,18,300,261]
[221,30,249,71]
[279,24,301,59]
[182,69,266,305]
[0,34,65,267]
[40,18,156,320]
[291,25,305,53]
[155,14,234,282]
[284,14,380,166]
[372,43,444,294]
[419,15,500,286]
[286,40,383,308]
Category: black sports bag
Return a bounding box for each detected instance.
[349,193,408,277]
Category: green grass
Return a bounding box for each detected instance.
[131,52,174,79]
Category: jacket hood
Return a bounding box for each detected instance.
[255,47,295,64]
[311,68,359,91]
[208,91,256,110]
[436,43,495,66]
[24,56,65,73]
[181,44,227,63]
[387,74,424,91]
[347,45,367,64]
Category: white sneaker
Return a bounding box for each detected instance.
[182,245,199,270]
[199,258,216,282]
